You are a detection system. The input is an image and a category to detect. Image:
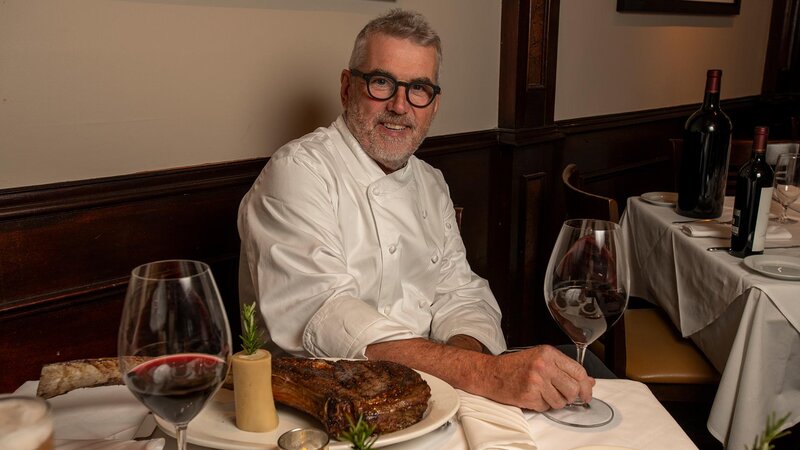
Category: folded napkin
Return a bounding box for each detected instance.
[456,390,537,450]
[680,222,729,238]
[55,438,164,450]
[681,222,792,240]
[14,382,155,443]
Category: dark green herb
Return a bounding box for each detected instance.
[338,415,378,450]
[239,302,265,355]
[747,412,791,450]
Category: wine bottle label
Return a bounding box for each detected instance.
[731,209,741,235]
[751,187,774,252]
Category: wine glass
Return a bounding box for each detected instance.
[773,152,800,224]
[118,260,232,450]
[542,219,629,427]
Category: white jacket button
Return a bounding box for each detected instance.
[388,244,397,254]
[431,254,439,264]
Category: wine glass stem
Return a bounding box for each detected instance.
[176,424,188,450]
[780,206,790,224]
[571,344,588,406]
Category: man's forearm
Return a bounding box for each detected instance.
[365,338,595,412]
[365,338,490,395]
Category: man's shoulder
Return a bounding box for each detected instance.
[410,156,448,188]
[270,124,339,165]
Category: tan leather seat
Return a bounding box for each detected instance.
[623,309,718,384]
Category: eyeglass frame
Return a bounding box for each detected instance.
[349,68,441,108]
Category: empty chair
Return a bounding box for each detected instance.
[561,164,720,401]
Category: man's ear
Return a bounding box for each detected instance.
[340,69,351,108]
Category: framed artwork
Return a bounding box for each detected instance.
[617,0,741,15]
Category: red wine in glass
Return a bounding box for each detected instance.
[119,260,232,450]
[125,354,227,425]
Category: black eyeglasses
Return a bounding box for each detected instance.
[350,69,441,108]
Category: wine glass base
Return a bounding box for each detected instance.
[542,397,614,428]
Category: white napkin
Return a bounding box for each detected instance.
[681,222,792,240]
[681,222,729,237]
[14,382,159,449]
[55,438,164,450]
[456,390,537,450]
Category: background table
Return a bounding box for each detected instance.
[620,196,800,450]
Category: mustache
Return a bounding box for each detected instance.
[375,112,414,128]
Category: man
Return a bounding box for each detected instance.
[238,9,595,412]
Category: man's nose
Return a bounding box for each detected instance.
[387,86,410,114]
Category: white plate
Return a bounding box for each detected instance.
[570,446,638,450]
[155,371,459,449]
[640,192,677,207]
[743,255,800,281]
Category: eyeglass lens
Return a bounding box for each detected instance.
[350,69,438,107]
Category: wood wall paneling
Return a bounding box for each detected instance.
[0,160,266,391]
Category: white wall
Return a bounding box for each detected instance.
[555,0,773,121]
[0,0,502,188]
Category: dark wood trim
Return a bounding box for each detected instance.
[0,159,268,220]
[416,129,498,156]
[617,0,741,15]
[499,0,561,129]
[555,96,760,133]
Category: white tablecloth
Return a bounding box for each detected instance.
[620,196,800,450]
[16,379,696,450]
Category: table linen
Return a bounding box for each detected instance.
[17,378,695,450]
[620,196,800,450]
[14,381,164,450]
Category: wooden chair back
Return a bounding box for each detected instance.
[562,164,619,223]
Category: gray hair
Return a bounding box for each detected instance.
[348,9,442,81]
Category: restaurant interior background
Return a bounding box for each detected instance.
[1,0,798,428]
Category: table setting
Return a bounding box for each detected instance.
[5,255,698,450]
[621,190,800,450]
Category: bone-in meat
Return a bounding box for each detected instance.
[271,358,431,436]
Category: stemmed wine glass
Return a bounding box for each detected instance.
[118,260,232,450]
[773,152,800,224]
[543,219,629,427]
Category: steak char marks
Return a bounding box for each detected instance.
[272,358,431,436]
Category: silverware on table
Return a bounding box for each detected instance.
[673,219,732,225]
[707,245,800,252]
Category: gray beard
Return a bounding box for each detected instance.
[343,106,427,172]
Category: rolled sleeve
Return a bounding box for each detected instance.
[305,294,419,358]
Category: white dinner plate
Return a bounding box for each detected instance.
[743,255,800,281]
[640,192,677,207]
[570,446,638,450]
[155,370,459,449]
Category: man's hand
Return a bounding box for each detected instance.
[365,340,593,412]
[484,345,595,411]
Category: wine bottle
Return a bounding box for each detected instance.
[729,126,774,258]
[676,69,733,218]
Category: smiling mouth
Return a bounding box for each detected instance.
[382,122,410,131]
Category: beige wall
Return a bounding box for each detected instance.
[0,0,501,188]
[1,0,776,189]
[555,0,773,121]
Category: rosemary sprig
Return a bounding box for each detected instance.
[747,412,791,450]
[239,302,265,355]
[338,415,378,450]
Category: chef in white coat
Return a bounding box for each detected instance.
[237,9,595,412]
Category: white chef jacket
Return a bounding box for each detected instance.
[237,116,506,359]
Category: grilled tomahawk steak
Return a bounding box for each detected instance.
[37,357,431,436]
[272,358,431,436]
